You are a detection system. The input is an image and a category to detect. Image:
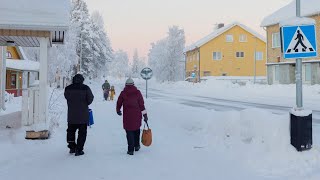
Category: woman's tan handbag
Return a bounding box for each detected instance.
[141,122,152,147]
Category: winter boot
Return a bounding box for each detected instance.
[75,150,85,156]
[127,151,134,155]
[135,146,140,152]
[69,148,76,154]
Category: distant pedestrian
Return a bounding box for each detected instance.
[64,74,94,156]
[109,86,116,101]
[116,78,148,155]
[102,80,110,101]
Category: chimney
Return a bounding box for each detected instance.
[218,23,224,29]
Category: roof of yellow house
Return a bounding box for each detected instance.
[185,22,266,52]
[261,0,320,27]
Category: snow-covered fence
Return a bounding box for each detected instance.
[22,85,40,126]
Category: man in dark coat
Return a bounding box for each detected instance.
[64,74,94,156]
[102,80,110,101]
[116,78,148,155]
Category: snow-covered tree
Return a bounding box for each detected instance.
[109,50,130,78]
[148,26,185,82]
[166,26,185,81]
[71,1,113,79]
[131,49,146,78]
[90,11,113,78]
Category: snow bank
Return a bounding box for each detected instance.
[206,108,320,176]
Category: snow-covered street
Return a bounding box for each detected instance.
[1,81,320,180]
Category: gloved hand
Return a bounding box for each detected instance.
[117,111,122,116]
[143,114,148,122]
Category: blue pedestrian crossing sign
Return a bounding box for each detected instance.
[281,25,317,59]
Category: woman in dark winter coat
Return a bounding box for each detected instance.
[116,78,148,155]
[64,74,94,156]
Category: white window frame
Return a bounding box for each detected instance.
[226,35,233,42]
[239,34,247,42]
[272,32,281,48]
[236,52,245,58]
[255,52,263,61]
[213,52,222,60]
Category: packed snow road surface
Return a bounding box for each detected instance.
[141,87,320,124]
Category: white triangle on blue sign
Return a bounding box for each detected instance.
[285,27,315,54]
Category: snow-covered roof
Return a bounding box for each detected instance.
[185,22,266,52]
[0,0,70,31]
[6,59,39,72]
[279,17,316,27]
[261,0,320,27]
[17,47,28,60]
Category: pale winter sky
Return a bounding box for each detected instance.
[84,0,292,58]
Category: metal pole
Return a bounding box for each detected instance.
[198,48,200,83]
[254,37,257,84]
[296,58,303,108]
[296,0,303,109]
[0,46,6,111]
[296,0,301,17]
[146,80,148,99]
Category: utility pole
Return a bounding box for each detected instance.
[296,0,303,109]
[254,36,257,84]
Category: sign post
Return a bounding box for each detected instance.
[140,67,153,98]
[280,0,317,151]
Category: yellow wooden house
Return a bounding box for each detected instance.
[185,22,266,80]
[5,47,25,96]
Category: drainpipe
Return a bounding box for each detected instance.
[196,47,200,83]
[183,52,186,80]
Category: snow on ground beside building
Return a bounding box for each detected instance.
[1,81,320,179]
[0,93,21,116]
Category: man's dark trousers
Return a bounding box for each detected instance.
[126,130,140,152]
[67,124,87,151]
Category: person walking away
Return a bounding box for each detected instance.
[102,80,110,101]
[116,78,148,155]
[109,86,116,101]
[64,74,94,156]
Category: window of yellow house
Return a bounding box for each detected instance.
[272,32,281,48]
[236,52,245,58]
[239,34,247,42]
[255,52,263,60]
[213,52,222,60]
[226,35,233,42]
[196,52,199,61]
[6,51,12,59]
